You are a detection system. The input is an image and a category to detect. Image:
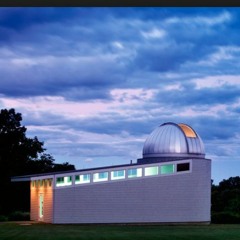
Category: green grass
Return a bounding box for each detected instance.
[0,222,240,240]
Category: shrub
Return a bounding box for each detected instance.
[211,212,240,224]
[8,211,30,221]
[0,215,8,222]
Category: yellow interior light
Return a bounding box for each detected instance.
[178,124,196,138]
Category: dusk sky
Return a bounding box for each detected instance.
[1,7,240,184]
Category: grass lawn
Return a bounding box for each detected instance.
[0,222,240,240]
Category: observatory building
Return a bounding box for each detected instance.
[12,122,211,224]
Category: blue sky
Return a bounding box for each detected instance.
[0,7,240,184]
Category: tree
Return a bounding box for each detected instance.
[211,176,240,223]
[0,108,75,215]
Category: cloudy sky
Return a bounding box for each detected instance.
[1,7,240,184]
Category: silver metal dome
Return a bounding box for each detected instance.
[142,122,205,159]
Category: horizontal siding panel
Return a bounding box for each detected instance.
[53,159,211,224]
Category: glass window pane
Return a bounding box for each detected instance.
[177,163,190,172]
[93,172,108,182]
[75,173,90,184]
[160,164,175,174]
[75,174,91,184]
[128,168,142,178]
[99,172,108,179]
[57,177,64,184]
[111,170,125,180]
[145,166,158,176]
[56,176,72,187]
[83,174,90,182]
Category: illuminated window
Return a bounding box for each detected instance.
[177,162,190,172]
[128,168,142,178]
[160,164,174,174]
[145,166,158,176]
[56,176,72,187]
[32,181,35,187]
[57,177,64,184]
[75,174,91,184]
[111,170,125,180]
[93,172,108,182]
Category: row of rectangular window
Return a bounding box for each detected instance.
[55,162,190,187]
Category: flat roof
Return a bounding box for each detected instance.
[11,157,210,182]
[11,162,139,182]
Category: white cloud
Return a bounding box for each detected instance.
[165,11,231,26]
[176,104,229,118]
[192,75,240,89]
[164,83,183,91]
[0,88,156,121]
[110,88,156,102]
[84,158,93,162]
[112,41,124,49]
[197,46,240,66]
[141,28,166,39]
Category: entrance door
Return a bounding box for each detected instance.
[39,194,44,221]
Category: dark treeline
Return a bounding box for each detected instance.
[211,176,240,223]
[0,108,75,217]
